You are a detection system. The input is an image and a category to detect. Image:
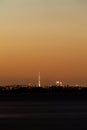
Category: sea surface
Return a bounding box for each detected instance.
[0,100,87,130]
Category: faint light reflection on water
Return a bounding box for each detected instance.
[0,101,87,130]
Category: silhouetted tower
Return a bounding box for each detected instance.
[38,72,41,87]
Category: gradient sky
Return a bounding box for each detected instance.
[0,0,87,86]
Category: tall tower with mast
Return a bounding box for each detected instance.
[38,72,41,87]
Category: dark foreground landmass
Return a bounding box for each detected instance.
[0,86,87,130]
[0,86,87,101]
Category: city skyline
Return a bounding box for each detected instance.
[0,72,86,87]
[0,0,87,86]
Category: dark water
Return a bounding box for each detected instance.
[0,100,87,130]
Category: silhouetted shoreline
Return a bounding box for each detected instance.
[0,86,87,101]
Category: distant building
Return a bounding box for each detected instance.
[56,81,60,86]
[56,81,63,87]
[60,81,63,86]
[38,72,41,87]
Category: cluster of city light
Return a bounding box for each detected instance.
[56,81,63,87]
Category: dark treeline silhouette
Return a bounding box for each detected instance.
[0,85,87,101]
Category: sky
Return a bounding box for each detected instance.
[0,0,87,86]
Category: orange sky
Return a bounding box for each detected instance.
[0,0,87,86]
